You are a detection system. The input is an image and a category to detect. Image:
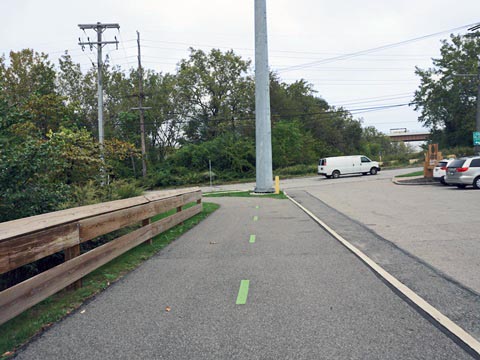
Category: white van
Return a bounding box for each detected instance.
[318,155,381,179]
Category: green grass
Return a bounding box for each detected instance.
[396,171,424,178]
[204,190,288,199]
[0,202,219,359]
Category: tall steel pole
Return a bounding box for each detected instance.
[254,0,273,193]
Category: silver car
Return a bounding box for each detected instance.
[445,156,480,189]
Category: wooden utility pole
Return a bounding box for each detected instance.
[131,31,151,178]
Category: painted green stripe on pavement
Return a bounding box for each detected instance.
[249,235,256,243]
[253,216,258,221]
[255,205,259,209]
[236,280,250,305]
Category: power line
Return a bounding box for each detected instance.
[110,102,416,128]
[276,23,479,73]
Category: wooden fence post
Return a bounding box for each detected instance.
[177,206,184,225]
[64,245,82,290]
[142,218,152,245]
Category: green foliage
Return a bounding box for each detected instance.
[106,179,145,200]
[413,33,480,147]
[272,121,317,168]
[274,164,317,176]
[440,145,475,158]
[176,48,254,142]
[47,127,102,185]
[0,137,70,222]
[170,133,255,175]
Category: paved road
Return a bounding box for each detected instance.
[282,169,480,295]
[16,197,474,359]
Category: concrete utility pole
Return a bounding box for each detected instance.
[254,0,274,193]
[78,22,120,145]
[131,31,150,178]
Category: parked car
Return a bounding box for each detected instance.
[445,156,480,189]
[433,158,454,185]
[318,155,381,179]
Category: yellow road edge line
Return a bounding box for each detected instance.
[285,192,480,356]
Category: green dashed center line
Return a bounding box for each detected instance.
[253,216,258,221]
[249,235,256,243]
[255,205,259,209]
[236,280,250,305]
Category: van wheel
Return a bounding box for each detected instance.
[370,167,378,175]
[473,177,480,189]
[332,170,340,179]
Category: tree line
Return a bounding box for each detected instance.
[1,47,413,221]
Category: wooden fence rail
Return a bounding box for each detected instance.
[0,187,202,325]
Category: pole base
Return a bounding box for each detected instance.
[253,187,274,194]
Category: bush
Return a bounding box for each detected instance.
[106,179,145,200]
[442,146,475,158]
[275,164,317,176]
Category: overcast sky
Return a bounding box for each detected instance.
[1,0,479,133]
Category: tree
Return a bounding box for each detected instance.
[0,50,75,138]
[176,48,254,142]
[0,136,70,221]
[413,32,480,147]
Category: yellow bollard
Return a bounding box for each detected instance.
[274,176,280,194]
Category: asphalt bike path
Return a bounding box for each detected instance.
[16,197,474,359]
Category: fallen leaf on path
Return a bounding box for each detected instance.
[80,310,86,314]
[209,241,217,245]
[2,351,14,357]
[165,306,171,312]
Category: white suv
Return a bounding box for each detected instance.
[433,159,454,185]
[445,156,480,189]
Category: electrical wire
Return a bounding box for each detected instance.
[276,23,478,73]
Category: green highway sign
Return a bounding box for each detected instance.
[474,132,480,146]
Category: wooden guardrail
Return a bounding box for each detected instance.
[0,187,202,325]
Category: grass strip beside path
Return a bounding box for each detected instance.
[396,171,424,178]
[204,190,288,199]
[0,202,219,359]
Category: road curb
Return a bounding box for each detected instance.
[392,176,439,186]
